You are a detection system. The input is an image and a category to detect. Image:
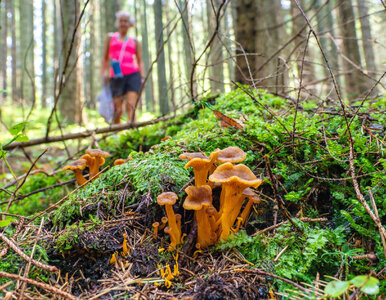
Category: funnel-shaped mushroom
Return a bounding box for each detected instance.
[179,152,208,161]
[183,185,214,248]
[86,149,110,179]
[114,159,126,166]
[157,192,181,250]
[239,188,261,226]
[217,146,247,164]
[62,159,87,186]
[183,151,220,187]
[209,163,262,240]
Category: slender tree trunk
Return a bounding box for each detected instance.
[154,0,169,114]
[104,0,120,33]
[42,0,47,108]
[223,7,234,83]
[165,0,175,111]
[356,0,376,74]
[338,0,368,99]
[142,0,155,112]
[1,0,8,100]
[290,0,316,97]
[10,0,17,102]
[235,0,258,85]
[19,0,35,104]
[60,0,83,124]
[88,0,96,109]
[206,0,224,94]
[315,0,341,93]
[53,0,62,102]
[179,0,196,98]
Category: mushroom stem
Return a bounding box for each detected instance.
[239,199,255,226]
[164,226,177,251]
[175,214,182,231]
[152,222,159,240]
[159,217,168,231]
[193,168,210,187]
[122,234,129,257]
[233,217,243,232]
[218,184,246,240]
[73,170,87,186]
[195,208,213,248]
[165,205,181,246]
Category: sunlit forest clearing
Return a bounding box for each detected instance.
[0,0,385,299]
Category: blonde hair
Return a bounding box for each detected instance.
[115,11,135,27]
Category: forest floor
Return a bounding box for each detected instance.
[0,89,385,299]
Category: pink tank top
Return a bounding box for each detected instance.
[109,32,139,77]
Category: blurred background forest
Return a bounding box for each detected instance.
[0,0,385,164]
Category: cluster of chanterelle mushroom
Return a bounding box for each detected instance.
[62,149,110,187]
[155,146,263,251]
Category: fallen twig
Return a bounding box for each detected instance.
[0,271,76,300]
[0,233,58,272]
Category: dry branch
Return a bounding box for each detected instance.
[0,233,58,272]
[0,271,76,300]
[4,116,174,150]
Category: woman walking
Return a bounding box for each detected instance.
[101,11,145,124]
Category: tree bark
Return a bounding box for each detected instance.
[223,6,234,83]
[179,0,196,98]
[356,0,376,74]
[338,0,368,99]
[290,0,316,97]
[19,0,35,104]
[41,0,48,108]
[165,0,176,111]
[10,0,17,102]
[60,0,83,124]
[235,0,258,85]
[141,0,155,112]
[154,0,169,114]
[206,0,224,94]
[1,0,8,100]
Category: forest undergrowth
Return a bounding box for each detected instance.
[0,88,385,299]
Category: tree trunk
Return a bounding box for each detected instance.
[165,0,176,112]
[19,0,35,104]
[314,0,341,97]
[53,0,62,102]
[88,0,96,109]
[10,0,17,102]
[235,0,258,85]
[42,0,47,108]
[141,0,155,112]
[1,0,8,100]
[223,6,234,83]
[290,0,316,97]
[179,0,196,98]
[338,0,368,99]
[206,0,224,94]
[60,0,83,124]
[154,0,169,114]
[258,0,288,93]
[104,0,120,33]
[356,0,376,74]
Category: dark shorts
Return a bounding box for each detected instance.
[110,72,142,97]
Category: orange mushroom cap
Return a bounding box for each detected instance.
[80,154,95,167]
[62,159,87,172]
[114,159,126,166]
[179,152,208,161]
[62,159,87,186]
[86,149,110,159]
[216,146,247,164]
[183,185,212,211]
[157,192,178,206]
[209,162,261,187]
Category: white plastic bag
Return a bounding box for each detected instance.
[97,83,114,124]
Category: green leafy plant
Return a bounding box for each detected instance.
[324,275,380,297]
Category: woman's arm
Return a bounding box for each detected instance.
[135,40,145,79]
[101,33,113,79]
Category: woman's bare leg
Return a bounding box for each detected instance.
[113,96,124,124]
[125,91,138,122]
